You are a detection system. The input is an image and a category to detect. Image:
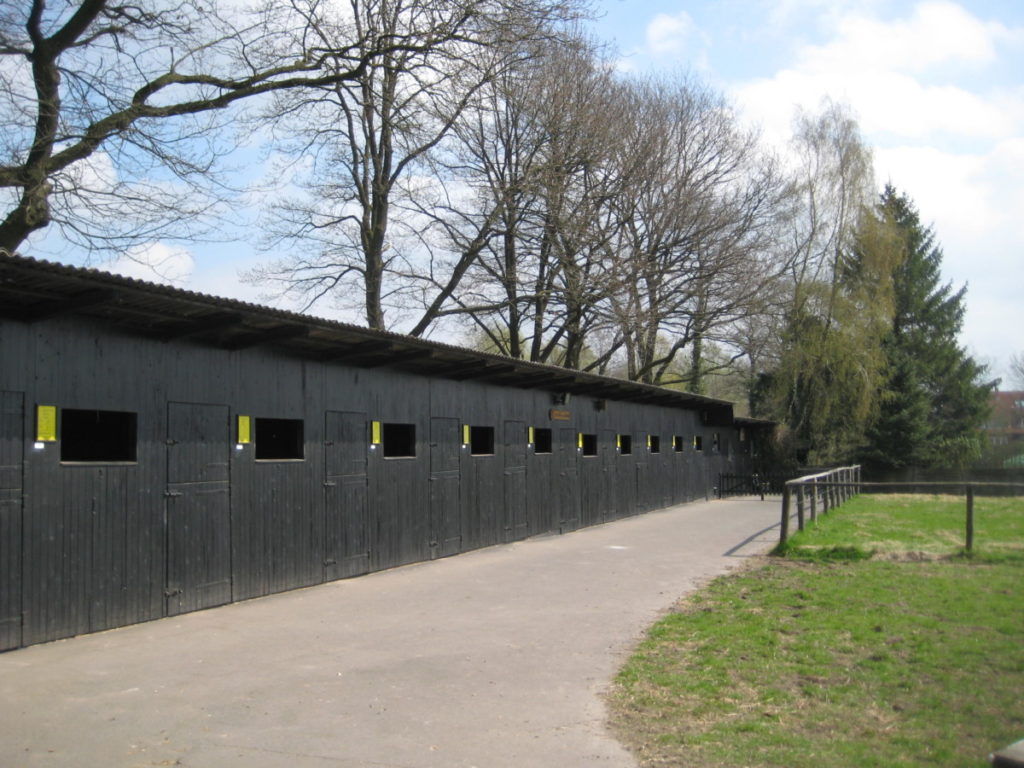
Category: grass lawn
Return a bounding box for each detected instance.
[608,494,1024,768]
[780,494,1024,558]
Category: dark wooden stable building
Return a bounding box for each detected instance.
[0,253,768,651]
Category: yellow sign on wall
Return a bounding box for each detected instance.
[528,426,535,444]
[462,424,471,445]
[36,405,57,442]
[371,421,382,445]
[237,415,251,444]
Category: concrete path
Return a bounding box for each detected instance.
[0,498,780,768]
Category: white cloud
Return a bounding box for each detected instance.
[798,1,1000,74]
[728,1,1024,373]
[734,1,1021,144]
[106,243,195,286]
[646,11,697,55]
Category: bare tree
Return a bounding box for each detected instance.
[2,0,501,257]
[243,0,587,331]
[1010,351,1024,390]
[379,31,624,367]
[404,39,560,357]
[602,76,791,386]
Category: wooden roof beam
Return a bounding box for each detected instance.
[349,347,434,368]
[315,339,392,363]
[19,288,116,322]
[449,362,517,381]
[223,324,309,350]
[152,311,244,341]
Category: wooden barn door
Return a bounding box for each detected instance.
[503,420,528,541]
[557,427,580,532]
[324,411,370,579]
[429,417,462,558]
[165,402,232,616]
[0,391,23,650]
[600,429,617,522]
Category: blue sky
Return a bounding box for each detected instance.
[585,0,1024,383]
[87,0,1022,382]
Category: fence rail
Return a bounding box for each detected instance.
[717,472,801,498]
[780,465,862,544]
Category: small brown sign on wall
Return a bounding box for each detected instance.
[549,408,571,421]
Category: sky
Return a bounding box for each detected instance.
[586,0,1023,384]
[78,0,1023,384]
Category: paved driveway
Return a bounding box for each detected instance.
[0,498,780,768]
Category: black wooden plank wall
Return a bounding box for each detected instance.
[165,402,232,616]
[324,410,371,579]
[503,420,528,541]
[428,417,462,558]
[0,315,756,651]
[0,391,23,651]
[556,427,581,533]
[525,428,555,537]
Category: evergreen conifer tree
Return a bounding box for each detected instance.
[861,186,993,470]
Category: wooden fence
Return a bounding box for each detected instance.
[779,465,862,544]
[779,468,1024,552]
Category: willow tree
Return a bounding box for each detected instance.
[754,102,891,464]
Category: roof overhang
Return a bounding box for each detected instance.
[0,252,741,417]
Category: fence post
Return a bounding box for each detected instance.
[780,483,791,544]
[966,484,974,553]
[810,479,818,520]
[794,483,802,532]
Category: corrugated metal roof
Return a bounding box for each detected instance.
[0,251,751,419]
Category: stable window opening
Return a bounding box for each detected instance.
[61,408,137,462]
[470,425,495,456]
[255,417,304,460]
[581,433,598,456]
[619,434,632,455]
[382,422,416,458]
[713,432,721,453]
[533,427,552,454]
[649,434,661,453]
[673,435,684,452]
[694,435,703,452]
